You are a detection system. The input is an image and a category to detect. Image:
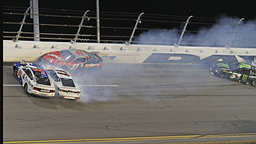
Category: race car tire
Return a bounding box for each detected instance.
[220,72,228,79]
[251,80,256,87]
[209,66,215,76]
[24,83,28,94]
[13,66,18,78]
[229,74,236,81]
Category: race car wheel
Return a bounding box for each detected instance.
[209,66,215,75]
[229,74,236,80]
[220,72,228,79]
[251,80,256,87]
[13,66,18,78]
[24,83,28,94]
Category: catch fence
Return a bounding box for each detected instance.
[3,6,256,48]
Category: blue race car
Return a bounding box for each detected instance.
[13,61,56,97]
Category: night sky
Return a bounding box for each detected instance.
[3,0,256,18]
[3,0,256,43]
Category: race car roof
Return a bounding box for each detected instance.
[26,63,48,78]
[55,70,71,79]
[66,49,91,58]
[42,64,72,79]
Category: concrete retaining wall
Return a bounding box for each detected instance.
[3,40,256,64]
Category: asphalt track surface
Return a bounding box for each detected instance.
[3,63,256,144]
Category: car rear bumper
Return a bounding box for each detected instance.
[32,90,55,97]
[59,91,80,100]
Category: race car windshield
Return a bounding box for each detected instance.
[60,50,76,62]
[73,58,87,63]
[60,78,75,87]
[36,77,51,85]
[47,69,60,82]
[34,71,41,77]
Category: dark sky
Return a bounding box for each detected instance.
[3,0,256,42]
[3,0,256,19]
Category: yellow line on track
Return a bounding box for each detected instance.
[3,133,256,144]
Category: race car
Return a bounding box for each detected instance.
[229,68,256,87]
[13,61,55,97]
[209,62,237,78]
[41,65,81,100]
[34,49,103,71]
[209,62,255,79]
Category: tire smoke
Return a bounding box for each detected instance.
[70,69,118,103]
[135,16,256,48]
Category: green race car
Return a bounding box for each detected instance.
[229,68,256,87]
[209,62,255,79]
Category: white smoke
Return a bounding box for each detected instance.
[71,70,118,103]
[35,58,118,103]
[135,17,256,48]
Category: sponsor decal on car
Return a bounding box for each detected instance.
[40,89,50,93]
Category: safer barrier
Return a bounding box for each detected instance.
[3,40,256,65]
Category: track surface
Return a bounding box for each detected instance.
[3,63,256,143]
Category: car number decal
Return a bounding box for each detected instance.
[70,64,80,70]
[41,89,50,92]
[76,50,84,55]
[240,63,251,69]
[242,74,248,82]
[18,69,22,77]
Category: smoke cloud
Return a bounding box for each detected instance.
[71,70,118,103]
[135,17,256,48]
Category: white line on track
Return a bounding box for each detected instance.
[3,84,118,87]
[3,84,21,87]
[78,85,119,87]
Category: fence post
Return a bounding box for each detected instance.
[177,15,193,47]
[15,6,31,42]
[229,18,244,48]
[96,0,100,43]
[32,0,40,41]
[73,10,90,43]
[128,12,144,45]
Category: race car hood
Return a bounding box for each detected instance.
[43,51,69,64]
[216,62,230,69]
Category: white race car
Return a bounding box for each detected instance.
[13,61,55,97]
[42,65,81,100]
